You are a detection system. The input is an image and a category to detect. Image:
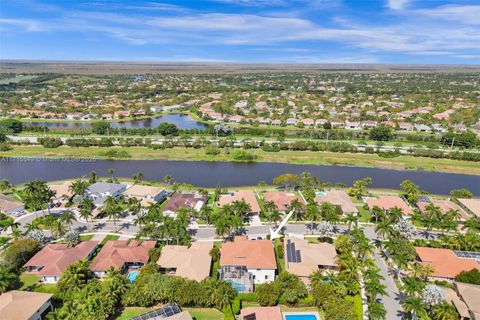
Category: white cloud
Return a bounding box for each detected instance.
[416,5,480,25]
[0,18,47,32]
[386,0,412,10]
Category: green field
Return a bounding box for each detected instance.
[4,145,480,176]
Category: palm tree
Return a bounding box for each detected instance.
[127,197,142,216]
[60,211,77,232]
[51,219,67,239]
[425,203,442,239]
[371,206,386,223]
[0,265,18,293]
[163,175,172,186]
[132,172,144,184]
[367,301,387,320]
[375,220,392,240]
[69,179,88,200]
[344,212,358,231]
[305,202,320,234]
[402,296,428,320]
[103,196,123,232]
[88,171,98,184]
[133,212,148,230]
[309,270,324,290]
[432,302,460,320]
[0,179,13,192]
[388,207,404,224]
[24,222,39,233]
[79,209,93,224]
[288,198,305,221]
[400,180,420,204]
[402,276,425,297]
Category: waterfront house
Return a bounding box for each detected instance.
[366,195,413,215]
[218,190,261,215]
[417,199,469,220]
[0,291,53,320]
[240,307,282,320]
[124,185,167,207]
[24,241,98,283]
[262,191,304,213]
[85,182,127,206]
[162,193,206,218]
[457,198,480,218]
[315,190,358,214]
[157,242,213,281]
[220,236,276,291]
[89,240,156,278]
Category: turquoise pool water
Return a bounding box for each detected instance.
[285,315,318,320]
[315,191,327,196]
[127,270,139,282]
[226,279,246,292]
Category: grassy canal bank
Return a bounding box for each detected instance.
[2,145,480,176]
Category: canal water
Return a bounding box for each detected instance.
[0,158,478,195]
[22,114,207,130]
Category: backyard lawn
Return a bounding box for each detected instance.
[19,273,40,290]
[357,205,371,222]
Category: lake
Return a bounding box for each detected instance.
[0,158,478,195]
[21,114,207,130]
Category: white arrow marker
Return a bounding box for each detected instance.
[270,210,294,240]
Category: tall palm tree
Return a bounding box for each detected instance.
[344,212,358,231]
[367,301,387,320]
[400,180,420,204]
[0,179,13,192]
[127,197,142,216]
[288,198,305,221]
[103,196,122,232]
[88,171,98,184]
[69,179,88,200]
[60,211,77,232]
[51,219,67,239]
[305,202,320,234]
[309,270,324,290]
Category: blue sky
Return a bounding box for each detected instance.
[1,0,479,63]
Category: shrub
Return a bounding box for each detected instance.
[64,231,80,247]
[101,150,131,158]
[455,269,480,285]
[38,137,63,148]
[232,150,257,161]
[1,238,40,269]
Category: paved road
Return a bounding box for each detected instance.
[364,227,404,319]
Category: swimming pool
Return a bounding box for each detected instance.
[315,191,327,196]
[284,315,318,320]
[127,270,139,282]
[283,312,320,320]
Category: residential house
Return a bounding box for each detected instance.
[220,236,277,292]
[262,191,304,213]
[415,247,480,281]
[124,185,167,207]
[442,286,470,320]
[85,182,127,206]
[366,195,413,215]
[157,242,213,281]
[218,190,261,214]
[345,121,361,130]
[284,237,338,285]
[89,240,156,278]
[315,190,358,214]
[455,282,480,319]
[286,118,297,126]
[361,121,378,129]
[457,198,480,218]
[417,199,469,220]
[48,181,73,203]
[0,194,24,215]
[162,193,206,218]
[0,291,53,320]
[24,241,98,283]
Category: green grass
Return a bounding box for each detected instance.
[100,234,120,245]
[114,307,223,320]
[19,274,40,290]
[210,242,221,279]
[274,239,285,273]
[357,206,371,223]
[34,283,58,294]
[80,234,94,241]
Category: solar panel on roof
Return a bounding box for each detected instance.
[244,313,257,320]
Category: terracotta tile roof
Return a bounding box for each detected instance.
[24,241,98,277]
[284,237,337,279]
[0,291,52,320]
[89,240,156,272]
[315,190,358,213]
[220,236,277,270]
[417,199,469,220]
[157,242,213,281]
[263,191,304,212]
[218,190,261,213]
[457,198,480,218]
[366,195,413,215]
[240,307,282,320]
[415,247,480,279]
